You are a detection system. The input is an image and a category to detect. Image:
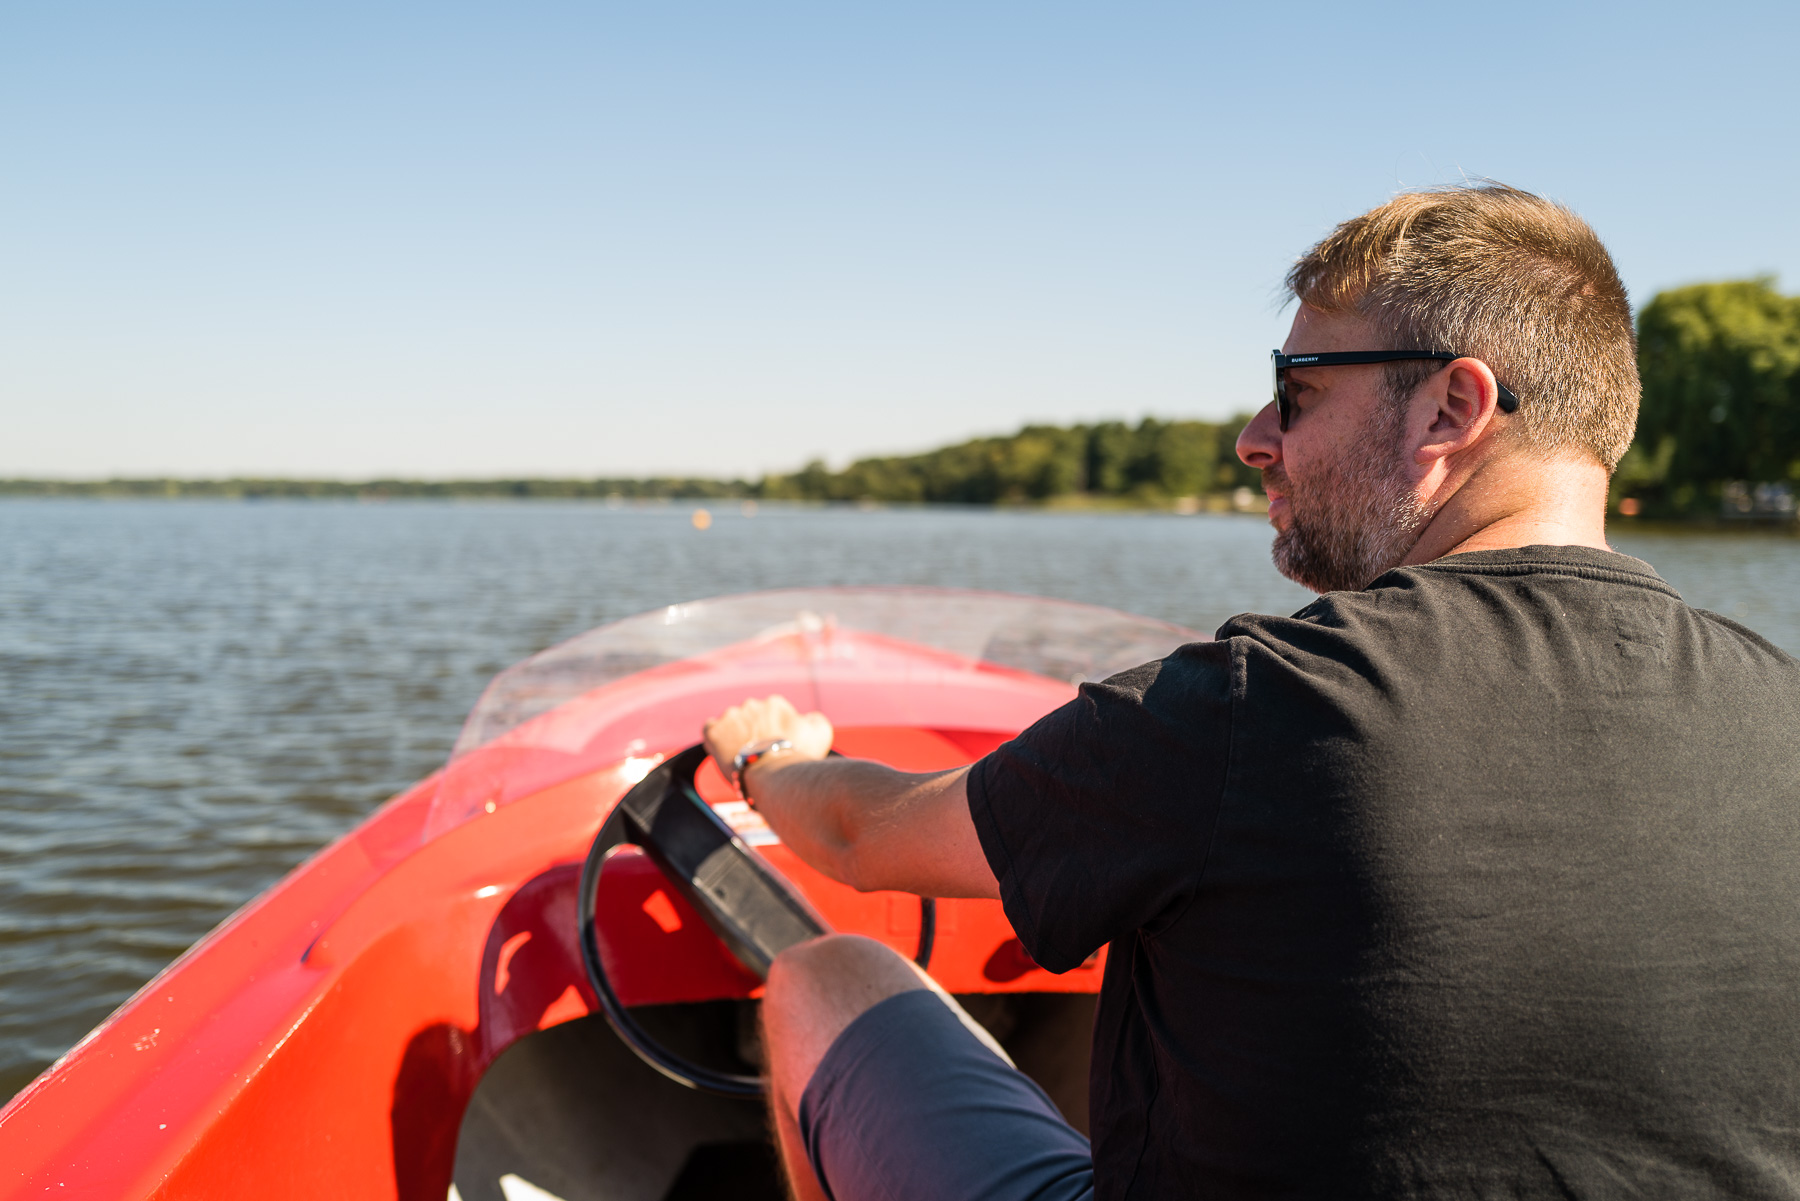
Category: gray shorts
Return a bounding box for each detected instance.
[797,989,1095,1201]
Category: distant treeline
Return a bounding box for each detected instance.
[761,418,1260,505]
[7,279,1795,516]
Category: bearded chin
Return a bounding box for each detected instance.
[1269,425,1432,594]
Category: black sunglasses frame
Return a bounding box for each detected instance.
[1271,350,1521,432]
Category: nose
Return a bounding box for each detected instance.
[1236,402,1282,470]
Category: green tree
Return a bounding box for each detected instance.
[1625,278,1800,511]
[1138,419,1216,498]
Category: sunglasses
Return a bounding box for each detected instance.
[1271,350,1521,432]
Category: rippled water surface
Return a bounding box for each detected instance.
[2,499,1797,1100]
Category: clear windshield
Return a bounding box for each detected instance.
[452,588,1201,756]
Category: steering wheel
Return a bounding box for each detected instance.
[578,743,937,1097]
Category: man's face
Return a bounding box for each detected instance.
[1235,306,1433,593]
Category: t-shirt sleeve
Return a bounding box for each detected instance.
[966,640,1235,973]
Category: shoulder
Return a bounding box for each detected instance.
[1684,607,1800,673]
[1206,545,1669,687]
[1209,585,1419,680]
[1216,545,1683,647]
[1010,639,1240,758]
[1215,543,1798,690]
[1090,637,1235,702]
[1420,543,1798,669]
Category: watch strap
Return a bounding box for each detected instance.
[731,738,794,790]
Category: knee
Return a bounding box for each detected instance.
[766,934,915,1021]
[771,932,876,979]
[762,934,925,1100]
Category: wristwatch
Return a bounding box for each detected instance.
[731,738,794,792]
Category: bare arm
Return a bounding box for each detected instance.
[702,697,1001,900]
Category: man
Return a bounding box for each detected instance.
[702,183,1800,1199]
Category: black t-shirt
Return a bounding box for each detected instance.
[968,545,1800,1199]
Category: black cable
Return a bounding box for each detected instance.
[914,897,936,968]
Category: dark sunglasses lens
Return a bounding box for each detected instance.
[1273,368,1289,431]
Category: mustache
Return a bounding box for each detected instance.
[1261,465,1290,497]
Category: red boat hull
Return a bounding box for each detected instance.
[0,624,1108,1199]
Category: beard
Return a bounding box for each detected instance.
[1267,404,1433,594]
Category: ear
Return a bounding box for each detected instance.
[1413,357,1503,467]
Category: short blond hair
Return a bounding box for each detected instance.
[1287,183,1640,470]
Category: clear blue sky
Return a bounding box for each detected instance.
[3,1,1795,479]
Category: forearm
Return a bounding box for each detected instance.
[744,756,985,897]
[701,693,998,899]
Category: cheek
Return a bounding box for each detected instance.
[1279,436,1323,488]
[1284,403,1367,484]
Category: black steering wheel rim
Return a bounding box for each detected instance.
[577,743,935,1097]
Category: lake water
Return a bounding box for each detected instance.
[3,499,1797,1101]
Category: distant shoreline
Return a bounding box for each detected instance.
[0,480,1271,515]
[7,483,1799,532]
